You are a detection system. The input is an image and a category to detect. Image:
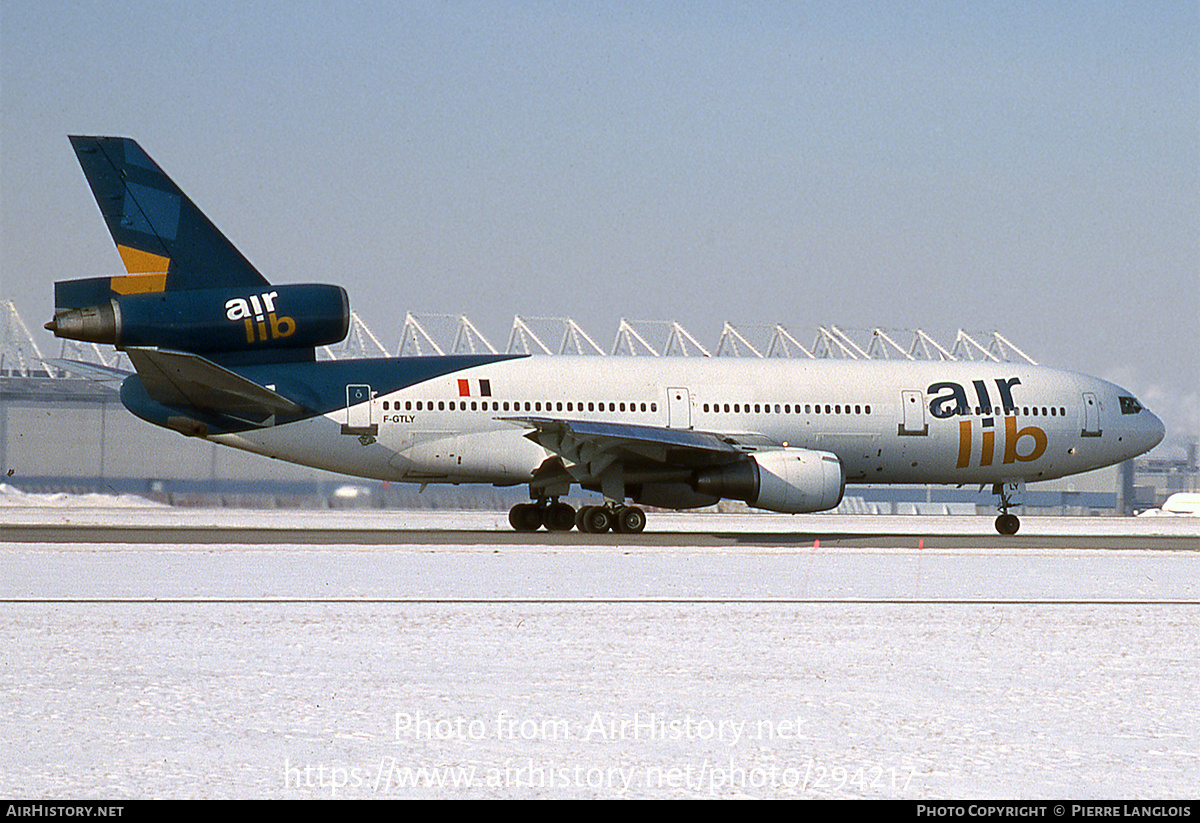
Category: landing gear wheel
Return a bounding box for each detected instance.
[615,506,646,534]
[580,505,614,534]
[509,503,543,532]
[995,513,1020,535]
[545,502,576,531]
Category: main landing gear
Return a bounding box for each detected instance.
[508,500,647,533]
[993,483,1021,535]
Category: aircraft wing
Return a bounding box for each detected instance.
[125,347,305,420]
[503,416,778,478]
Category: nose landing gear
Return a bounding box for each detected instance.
[993,483,1021,535]
[996,512,1020,535]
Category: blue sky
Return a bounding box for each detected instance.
[2,1,1197,447]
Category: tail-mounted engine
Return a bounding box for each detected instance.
[46,280,350,354]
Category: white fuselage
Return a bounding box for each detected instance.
[211,357,1165,502]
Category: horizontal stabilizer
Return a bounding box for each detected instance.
[125,347,305,419]
[46,358,132,389]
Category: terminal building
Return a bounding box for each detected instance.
[3,299,1194,512]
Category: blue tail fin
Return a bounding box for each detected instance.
[66,136,269,304]
[52,136,350,361]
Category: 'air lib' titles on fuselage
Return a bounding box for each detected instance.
[927,377,1047,469]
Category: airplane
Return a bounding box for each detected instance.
[45,136,1166,535]
[1138,493,1200,517]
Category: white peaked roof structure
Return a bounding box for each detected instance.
[391,313,1039,365]
[1,298,1039,375]
[1,300,50,376]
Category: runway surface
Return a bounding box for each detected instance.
[4,508,1200,550]
[3,505,1199,798]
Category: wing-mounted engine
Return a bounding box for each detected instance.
[693,447,845,513]
[46,281,350,355]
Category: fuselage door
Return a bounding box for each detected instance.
[342,384,378,436]
[667,387,692,429]
[1082,392,1102,437]
[899,390,928,436]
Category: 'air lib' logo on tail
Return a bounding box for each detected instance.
[225,290,296,343]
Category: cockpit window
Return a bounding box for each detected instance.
[1119,396,1144,415]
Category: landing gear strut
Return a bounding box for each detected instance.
[993,483,1021,535]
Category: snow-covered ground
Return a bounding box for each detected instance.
[0,482,169,509]
[1,502,1198,798]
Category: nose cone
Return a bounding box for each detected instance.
[1124,406,1167,461]
[1145,410,1166,452]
